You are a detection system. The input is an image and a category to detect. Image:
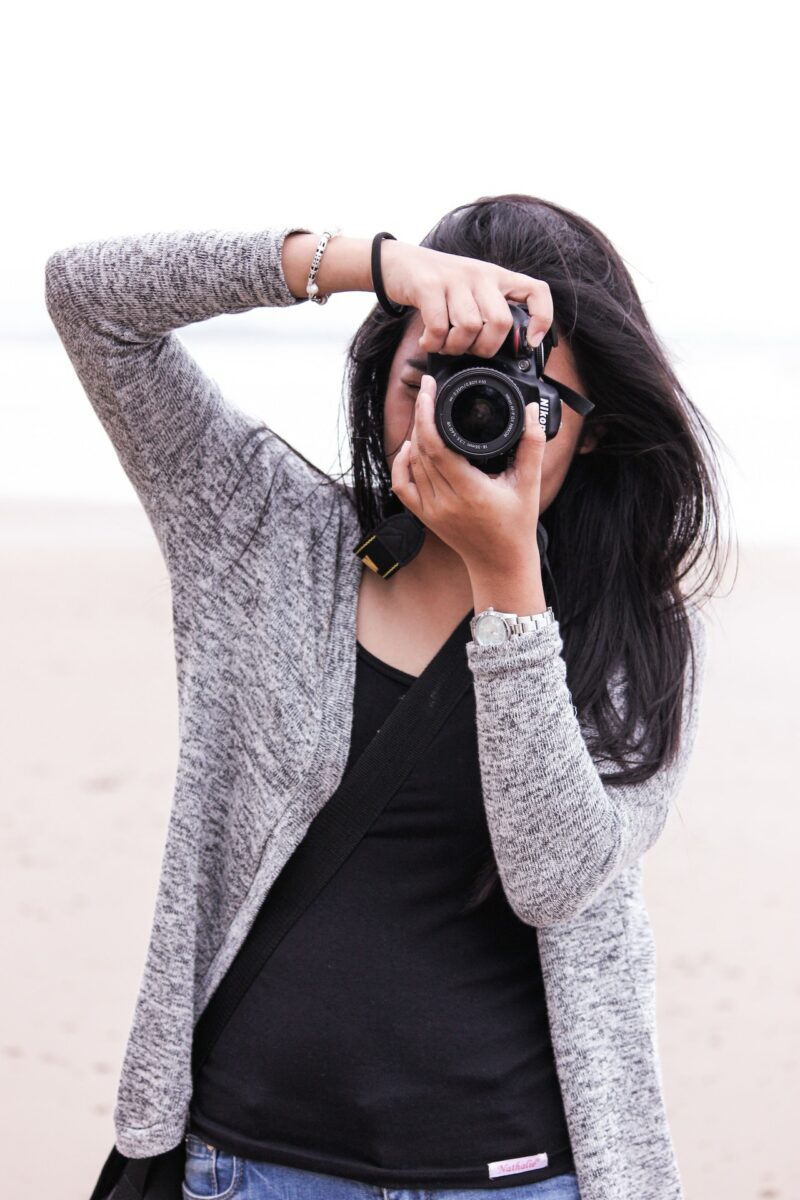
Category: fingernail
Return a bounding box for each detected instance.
[528,329,545,348]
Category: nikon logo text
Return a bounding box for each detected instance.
[536,397,549,430]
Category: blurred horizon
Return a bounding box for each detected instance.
[4,322,795,549]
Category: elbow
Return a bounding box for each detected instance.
[44,249,72,324]
[505,866,609,927]
[504,823,627,928]
[509,888,599,929]
[44,246,98,339]
[44,248,68,288]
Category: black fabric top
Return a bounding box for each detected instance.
[189,634,575,1190]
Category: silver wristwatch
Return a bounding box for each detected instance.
[470,605,556,646]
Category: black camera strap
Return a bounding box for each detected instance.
[353,490,426,578]
[355,500,555,607]
[190,607,475,1077]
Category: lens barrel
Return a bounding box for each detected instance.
[434,367,524,462]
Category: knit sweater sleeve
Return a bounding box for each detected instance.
[43,226,313,571]
[466,604,708,927]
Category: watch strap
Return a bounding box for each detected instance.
[470,606,555,644]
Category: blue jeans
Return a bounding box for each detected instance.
[181,1134,582,1200]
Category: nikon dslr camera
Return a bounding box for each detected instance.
[426,301,594,474]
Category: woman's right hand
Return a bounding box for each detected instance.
[378,238,554,359]
[281,231,553,361]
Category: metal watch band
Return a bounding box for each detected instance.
[515,607,556,634]
[470,605,556,645]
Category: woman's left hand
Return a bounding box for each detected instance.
[391,374,546,574]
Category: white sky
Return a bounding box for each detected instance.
[4,0,797,340]
[2,0,798,546]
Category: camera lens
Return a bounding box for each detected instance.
[451,383,510,445]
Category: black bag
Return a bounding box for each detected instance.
[89,612,474,1198]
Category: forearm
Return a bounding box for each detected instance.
[281,232,375,299]
[44,227,311,567]
[45,227,307,345]
[465,608,707,927]
[466,554,548,615]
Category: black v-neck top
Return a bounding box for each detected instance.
[189,635,575,1190]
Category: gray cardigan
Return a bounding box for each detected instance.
[44,227,707,1200]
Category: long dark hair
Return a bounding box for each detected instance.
[220,194,735,912]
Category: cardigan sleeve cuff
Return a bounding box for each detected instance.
[466,617,565,678]
[252,226,314,308]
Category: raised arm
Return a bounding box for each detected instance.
[43,226,369,574]
[42,223,592,576]
[467,605,708,927]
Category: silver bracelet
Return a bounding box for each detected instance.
[306,228,342,305]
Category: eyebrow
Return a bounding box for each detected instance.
[404,357,428,372]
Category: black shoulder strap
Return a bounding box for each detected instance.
[190,608,474,1078]
[95,612,476,1199]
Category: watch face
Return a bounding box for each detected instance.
[474,613,509,646]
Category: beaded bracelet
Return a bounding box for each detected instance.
[306,228,342,304]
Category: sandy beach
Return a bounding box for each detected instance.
[1,497,797,1200]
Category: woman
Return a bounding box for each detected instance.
[45,194,729,1200]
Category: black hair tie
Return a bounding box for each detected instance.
[371,232,410,318]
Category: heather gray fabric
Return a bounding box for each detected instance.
[44,227,707,1200]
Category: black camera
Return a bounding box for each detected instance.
[426,302,595,474]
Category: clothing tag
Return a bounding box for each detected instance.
[488,1151,548,1178]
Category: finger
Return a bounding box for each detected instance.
[390,439,422,514]
[439,288,485,356]
[417,291,451,353]
[510,401,547,495]
[409,425,439,501]
[415,377,496,502]
[502,273,554,348]
[413,379,459,493]
[410,374,437,458]
[467,289,515,358]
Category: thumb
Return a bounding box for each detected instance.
[390,439,422,514]
[513,401,547,489]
